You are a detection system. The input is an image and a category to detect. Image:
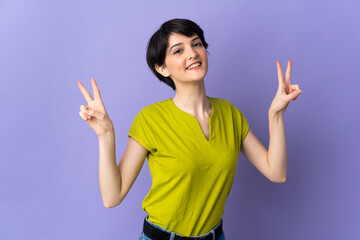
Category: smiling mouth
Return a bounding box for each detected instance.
[186,62,201,70]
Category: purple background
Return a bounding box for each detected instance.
[1,0,359,239]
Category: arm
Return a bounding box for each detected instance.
[77,78,148,208]
[99,133,148,208]
[240,60,302,183]
[267,110,287,182]
[98,131,120,208]
[240,127,286,183]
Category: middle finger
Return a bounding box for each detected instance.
[285,60,292,85]
[77,81,94,103]
[91,78,103,104]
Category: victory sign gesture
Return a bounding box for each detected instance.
[77,78,114,137]
[269,60,302,115]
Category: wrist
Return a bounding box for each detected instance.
[98,129,115,139]
[268,109,284,120]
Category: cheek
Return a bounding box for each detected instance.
[203,52,208,62]
[173,59,186,73]
[165,59,185,72]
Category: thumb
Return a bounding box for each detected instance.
[85,109,104,119]
[286,90,302,102]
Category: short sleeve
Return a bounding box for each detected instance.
[128,112,157,154]
[229,102,250,145]
[239,110,249,144]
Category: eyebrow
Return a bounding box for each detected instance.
[169,36,201,53]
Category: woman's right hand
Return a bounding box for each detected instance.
[77,78,114,137]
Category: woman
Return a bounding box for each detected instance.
[77,19,302,240]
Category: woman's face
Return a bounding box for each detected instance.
[156,32,208,85]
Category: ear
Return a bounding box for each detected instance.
[155,64,170,78]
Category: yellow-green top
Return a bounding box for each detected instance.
[128,96,249,237]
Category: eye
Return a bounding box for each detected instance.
[173,49,182,55]
[193,42,203,47]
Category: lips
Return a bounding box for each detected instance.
[186,61,201,70]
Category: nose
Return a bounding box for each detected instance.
[188,47,198,60]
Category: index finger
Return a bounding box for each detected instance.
[77,81,93,103]
[91,78,103,104]
[285,60,292,85]
[276,61,285,87]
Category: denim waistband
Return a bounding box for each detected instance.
[143,215,223,240]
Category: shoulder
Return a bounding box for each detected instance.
[209,97,247,119]
[136,99,170,119]
[208,96,231,107]
[209,96,237,111]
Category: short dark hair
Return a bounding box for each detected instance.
[146,18,209,91]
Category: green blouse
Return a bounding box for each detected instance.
[128,96,249,237]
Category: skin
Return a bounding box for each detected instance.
[241,60,302,183]
[77,32,302,208]
[155,33,211,123]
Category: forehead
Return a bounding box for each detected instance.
[167,33,199,47]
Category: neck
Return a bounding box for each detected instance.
[171,79,212,119]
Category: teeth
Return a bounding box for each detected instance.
[187,62,200,69]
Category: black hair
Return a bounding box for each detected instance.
[146,18,209,91]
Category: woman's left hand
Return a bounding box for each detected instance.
[269,60,302,115]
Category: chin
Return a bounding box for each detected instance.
[188,70,208,80]
[190,76,207,82]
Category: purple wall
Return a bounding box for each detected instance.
[1,0,359,239]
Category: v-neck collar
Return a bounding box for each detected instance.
[167,96,215,143]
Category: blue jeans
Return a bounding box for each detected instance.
[138,215,226,240]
